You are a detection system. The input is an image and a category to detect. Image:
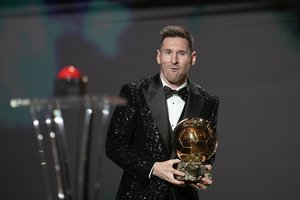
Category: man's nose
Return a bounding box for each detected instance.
[170,54,178,65]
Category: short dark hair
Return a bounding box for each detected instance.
[159,25,194,52]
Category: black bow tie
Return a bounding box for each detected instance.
[164,86,188,101]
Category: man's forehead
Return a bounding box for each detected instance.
[161,37,189,49]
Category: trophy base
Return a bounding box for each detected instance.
[175,161,212,183]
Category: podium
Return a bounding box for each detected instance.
[10,95,126,200]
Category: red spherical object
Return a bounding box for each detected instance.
[57,65,81,80]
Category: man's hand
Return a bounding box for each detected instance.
[189,164,213,190]
[152,159,185,185]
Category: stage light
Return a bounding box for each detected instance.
[54,65,88,96]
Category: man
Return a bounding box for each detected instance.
[105,25,219,199]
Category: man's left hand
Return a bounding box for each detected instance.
[189,164,213,190]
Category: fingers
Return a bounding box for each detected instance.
[152,159,185,185]
[172,165,185,177]
[173,158,181,164]
[191,177,213,190]
[205,164,212,170]
[196,183,208,190]
[200,177,213,186]
[190,183,207,190]
[189,183,209,190]
[170,178,185,185]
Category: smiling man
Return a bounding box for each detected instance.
[106,25,219,200]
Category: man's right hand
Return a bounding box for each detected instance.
[152,159,186,185]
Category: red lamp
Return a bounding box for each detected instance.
[57,66,82,80]
[54,65,88,96]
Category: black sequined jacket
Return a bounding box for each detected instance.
[105,73,219,200]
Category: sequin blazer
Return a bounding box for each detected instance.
[105,73,219,200]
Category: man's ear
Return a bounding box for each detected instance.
[156,49,161,64]
[191,51,196,66]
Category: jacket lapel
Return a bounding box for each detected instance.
[143,74,172,156]
[182,81,205,119]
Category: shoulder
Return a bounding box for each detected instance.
[121,73,160,91]
[189,81,219,103]
[122,76,152,91]
[118,75,154,99]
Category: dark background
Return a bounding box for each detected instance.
[1,0,300,199]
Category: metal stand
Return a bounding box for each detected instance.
[10,95,125,200]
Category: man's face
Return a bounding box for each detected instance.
[157,37,196,87]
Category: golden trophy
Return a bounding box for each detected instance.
[172,118,218,182]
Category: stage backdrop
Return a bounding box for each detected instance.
[1,1,300,200]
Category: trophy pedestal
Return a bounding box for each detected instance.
[175,161,212,182]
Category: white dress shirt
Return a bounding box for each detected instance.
[160,76,187,130]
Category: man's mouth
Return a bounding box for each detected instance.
[170,66,179,71]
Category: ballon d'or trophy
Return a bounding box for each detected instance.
[172,118,218,182]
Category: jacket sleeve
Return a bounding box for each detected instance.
[105,84,156,185]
